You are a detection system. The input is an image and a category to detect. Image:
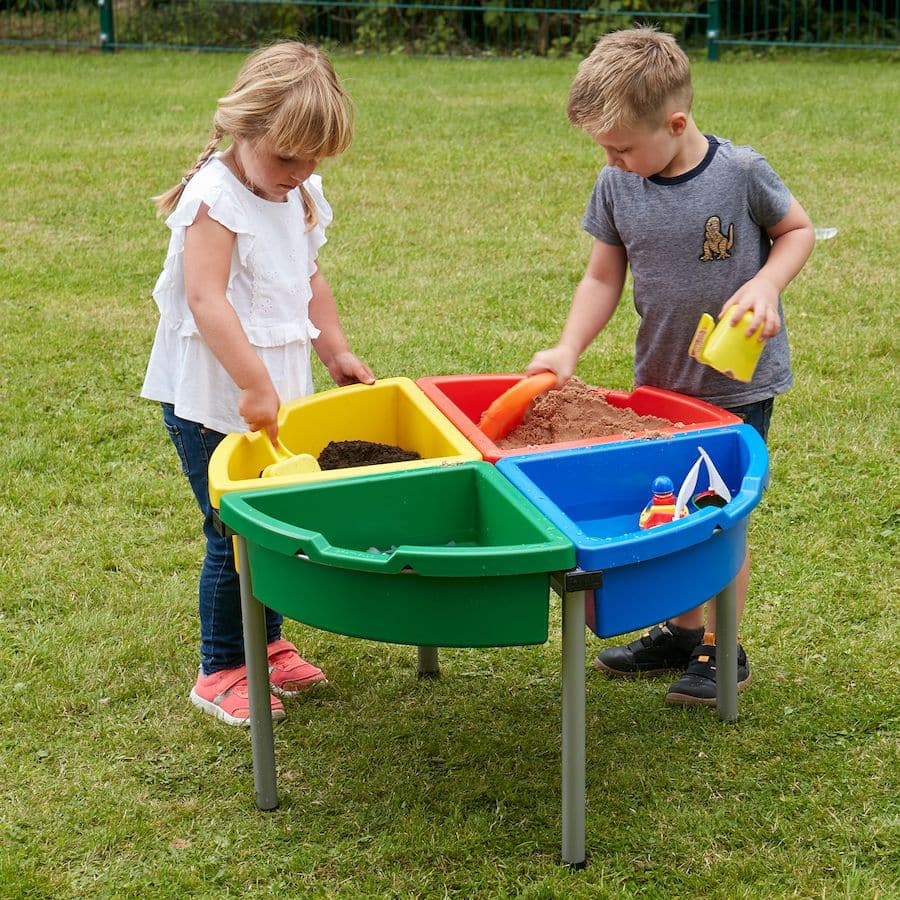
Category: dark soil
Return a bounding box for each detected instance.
[317,440,421,470]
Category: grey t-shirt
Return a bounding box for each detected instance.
[583,136,793,407]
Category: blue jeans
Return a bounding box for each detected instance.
[724,397,774,444]
[725,397,774,491]
[161,404,282,675]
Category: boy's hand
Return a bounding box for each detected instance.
[525,345,579,389]
[326,351,376,387]
[719,273,782,340]
[719,197,815,341]
[239,381,281,443]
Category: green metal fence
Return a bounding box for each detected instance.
[716,0,898,52]
[1,0,897,56]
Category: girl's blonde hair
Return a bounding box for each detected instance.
[154,41,354,229]
[567,27,692,135]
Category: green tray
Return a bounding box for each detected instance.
[219,462,575,647]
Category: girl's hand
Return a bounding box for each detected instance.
[718,273,782,340]
[238,381,281,442]
[326,351,376,387]
[525,345,579,389]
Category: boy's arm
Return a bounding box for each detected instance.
[309,267,376,387]
[721,197,815,339]
[527,239,627,387]
[183,204,281,441]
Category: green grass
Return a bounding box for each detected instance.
[1,49,898,898]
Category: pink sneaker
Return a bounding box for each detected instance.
[267,639,327,697]
[189,665,286,726]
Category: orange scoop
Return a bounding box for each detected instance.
[478,372,557,441]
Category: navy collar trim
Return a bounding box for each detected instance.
[650,135,719,185]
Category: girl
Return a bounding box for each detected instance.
[142,42,375,726]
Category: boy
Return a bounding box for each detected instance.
[527,27,815,706]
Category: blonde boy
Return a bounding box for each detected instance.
[528,28,815,705]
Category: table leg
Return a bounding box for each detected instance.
[561,589,586,868]
[237,536,279,811]
[417,646,440,678]
[715,577,738,723]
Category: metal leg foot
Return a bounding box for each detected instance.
[417,645,440,678]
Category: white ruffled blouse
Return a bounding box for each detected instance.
[140,155,329,435]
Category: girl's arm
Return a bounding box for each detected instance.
[309,267,375,386]
[719,196,815,338]
[526,239,627,387]
[183,204,281,440]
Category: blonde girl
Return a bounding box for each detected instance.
[142,42,374,726]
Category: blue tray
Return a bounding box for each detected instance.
[497,426,768,637]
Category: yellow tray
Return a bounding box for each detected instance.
[208,377,482,508]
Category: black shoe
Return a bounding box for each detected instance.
[665,641,752,706]
[592,622,705,677]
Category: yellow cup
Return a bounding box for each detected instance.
[688,311,765,382]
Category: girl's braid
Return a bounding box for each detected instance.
[152,125,225,217]
[184,125,225,184]
[298,184,317,231]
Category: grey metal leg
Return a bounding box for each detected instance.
[417,645,440,678]
[561,589,586,867]
[237,536,279,810]
[715,578,738,722]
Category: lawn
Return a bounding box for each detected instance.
[0,49,897,898]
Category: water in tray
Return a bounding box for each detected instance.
[576,513,642,540]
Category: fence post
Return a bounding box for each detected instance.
[98,0,115,53]
[707,0,719,61]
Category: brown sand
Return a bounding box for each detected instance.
[497,376,677,448]
[318,440,421,470]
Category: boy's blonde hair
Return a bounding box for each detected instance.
[567,27,692,135]
[154,41,354,228]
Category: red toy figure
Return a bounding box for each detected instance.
[639,475,681,529]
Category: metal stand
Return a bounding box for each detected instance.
[237,536,278,811]
[561,588,587,868]
[233,546,738,860]
[714,577,739,722]
[417,645,440,678]
[550,565,740,868]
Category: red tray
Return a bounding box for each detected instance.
[416,374,742,464]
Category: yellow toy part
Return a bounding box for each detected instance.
[688,311,766,382]
[207,377,481,509]
[261,437,321,479]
